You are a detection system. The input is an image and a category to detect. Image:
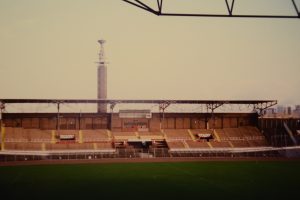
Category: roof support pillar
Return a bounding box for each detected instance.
[159,101,171,131]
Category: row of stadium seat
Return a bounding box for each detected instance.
[3,127,268,146]
[3,142,114,151]
[166,139,269,150]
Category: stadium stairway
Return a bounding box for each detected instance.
[182,141,189,148]
[135,131,140,139]
[42,143,46,151]
[162,130,167,140]
[284,122,297,145]
[107,130,112,139]
[228,141,234,148]
[79,130,83,143]
[207,142,213,149]
[188,129,196,141]
[51,130,56,144]
[213,130,221,142]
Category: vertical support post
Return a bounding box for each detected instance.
[0,103,2,145]
[206,102,223,130]
[0,102,5,151]
[291,0,300,17]
[110,107,113,131]
[110,103,116,131]
[159,101,170,132]
[79,112,81,130]
[225,0,232,15]
[56,102,60,133]
[221,115,224,129]
[157,0,163,14]
[207,103,215,130]
[162,110,165,131]
[225,0,236,16]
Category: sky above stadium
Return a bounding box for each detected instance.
[0,0,299,107]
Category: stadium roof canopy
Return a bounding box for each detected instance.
[0,99,276,105]
[0,99,277,113]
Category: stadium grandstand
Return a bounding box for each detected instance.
[1,98,299,162]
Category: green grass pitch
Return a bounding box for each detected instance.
[0,161,300,200]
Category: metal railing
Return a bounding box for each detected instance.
[0,147,285,163]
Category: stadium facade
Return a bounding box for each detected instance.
[0,40,299,162]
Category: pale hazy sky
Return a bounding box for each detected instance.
[0,0,299,106]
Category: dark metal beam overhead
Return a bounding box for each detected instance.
[122,0,300,19]
[0,99,277,114]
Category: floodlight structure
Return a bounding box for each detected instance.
[122,0,300,19]
[97,40,108,113]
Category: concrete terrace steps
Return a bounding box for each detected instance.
[1,127,270,151]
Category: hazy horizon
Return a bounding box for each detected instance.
[0,0,299,107]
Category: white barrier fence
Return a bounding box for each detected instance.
[2,146,300,162]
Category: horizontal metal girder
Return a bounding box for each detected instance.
[0,99,277,105]
[122,0,300,19]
